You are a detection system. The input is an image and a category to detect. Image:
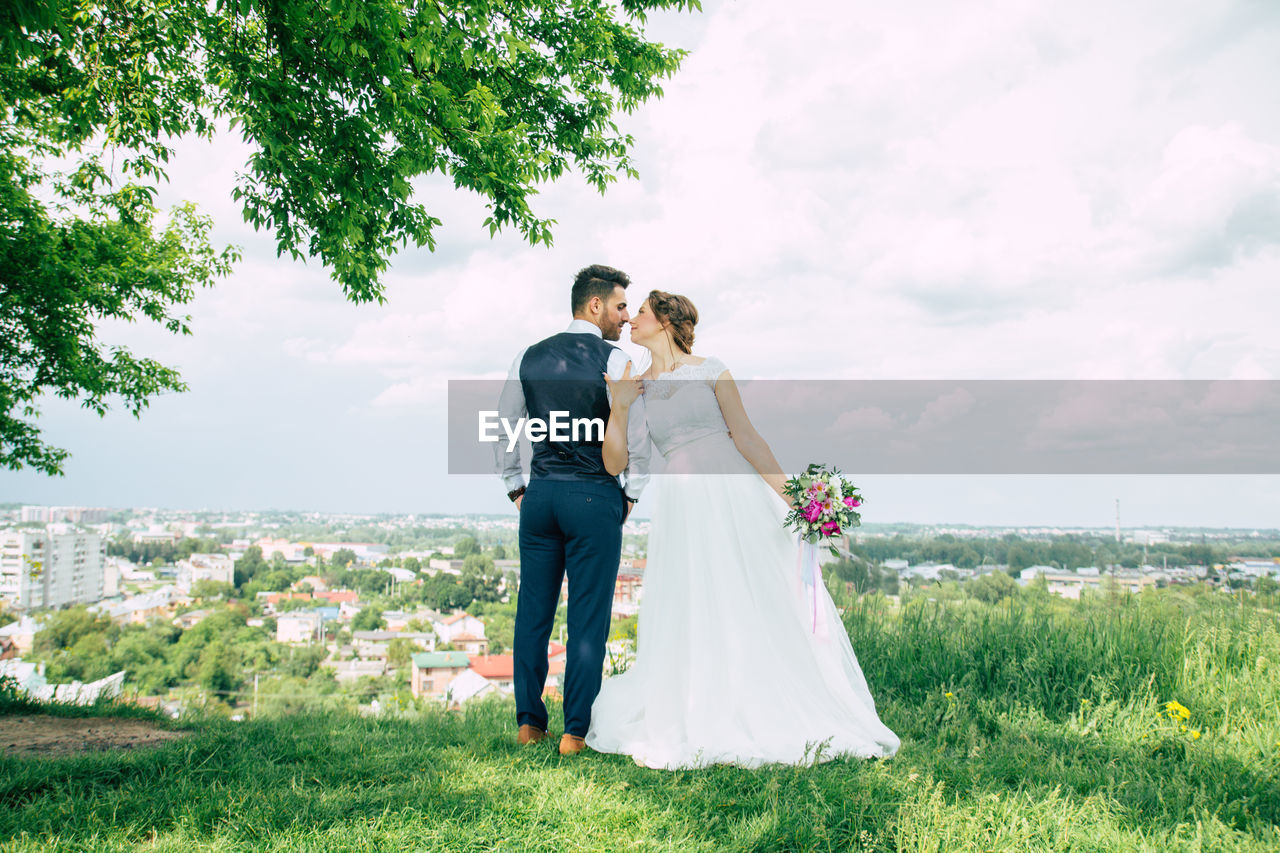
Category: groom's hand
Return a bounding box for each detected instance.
[514,495,523,512]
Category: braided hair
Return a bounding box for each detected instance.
[646,290,698,354]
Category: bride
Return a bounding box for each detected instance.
[585,290,901,769]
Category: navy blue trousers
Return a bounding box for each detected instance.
[515,478,625,737]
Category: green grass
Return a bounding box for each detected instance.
[1,588,1278,851]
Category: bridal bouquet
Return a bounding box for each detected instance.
[782,462,863,558]
[783,463,862,637]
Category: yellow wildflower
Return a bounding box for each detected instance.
[945,692,954,699]
[1190,731,1201,740]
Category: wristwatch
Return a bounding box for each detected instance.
[507,485,527,502]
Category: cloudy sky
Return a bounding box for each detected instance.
[5,0,1280,527]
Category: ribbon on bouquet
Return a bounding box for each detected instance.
[796,536,828,639]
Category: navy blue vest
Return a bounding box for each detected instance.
[520,332,617,483]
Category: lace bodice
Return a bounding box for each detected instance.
[642,356,731,458]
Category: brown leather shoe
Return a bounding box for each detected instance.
[517,725,548,745]
[559,734,587,756]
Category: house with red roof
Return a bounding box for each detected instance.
[260,591,311,614]
[467,654,515,691]
[316,589,359,605]
[413,642,567,703]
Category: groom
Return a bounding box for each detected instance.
[495,264,650,755]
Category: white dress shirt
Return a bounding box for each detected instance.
[496,319,651,501]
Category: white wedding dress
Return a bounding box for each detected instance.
[585,357,901,769]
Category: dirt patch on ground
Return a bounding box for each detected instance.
[0,715,190,757]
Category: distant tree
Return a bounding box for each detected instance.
[234,546,267,588]
[402,556,421,573]
[338,568,394,594]
[177,537,221,560]
[454,537,479,558]
[248,568,295,595]
[1006,544,1035,572]
[967,571,1019,605]
[421,573,471,611]
[110,624,181,693]
[1180,544,1217,567]
[168,607,251,687]
[196,641,239,694]
[34,606,118,655]
[1,0,694,475]
[461,554,502,603]
[352,607,386,633]
[331,548,358,569]
[280,646,329,680]
[190,580,235,600]
[1048,539,1092,571]
[386,638,415,670]
[492,544,507,560]
[830,556,881,596]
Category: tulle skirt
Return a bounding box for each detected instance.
[585,432,901,769]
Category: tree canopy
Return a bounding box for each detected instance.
[1,0,697,473]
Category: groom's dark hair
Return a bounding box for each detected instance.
[571,264,630,315]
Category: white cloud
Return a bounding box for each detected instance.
[827,406,897,434]
[911,389,978,434]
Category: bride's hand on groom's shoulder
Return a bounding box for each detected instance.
[604,362,643,408]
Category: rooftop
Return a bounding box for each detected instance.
[468,655,514,679]
[412,651,471,669]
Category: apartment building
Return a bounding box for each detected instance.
[0,529,105,610]
[175,553,235,592]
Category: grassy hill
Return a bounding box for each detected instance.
[2,587,1278,851]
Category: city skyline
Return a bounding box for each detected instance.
[5,478,1280,532]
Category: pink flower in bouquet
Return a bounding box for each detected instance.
[821,521,841,536]
[803,501,823,522]
[843,496,862,508]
